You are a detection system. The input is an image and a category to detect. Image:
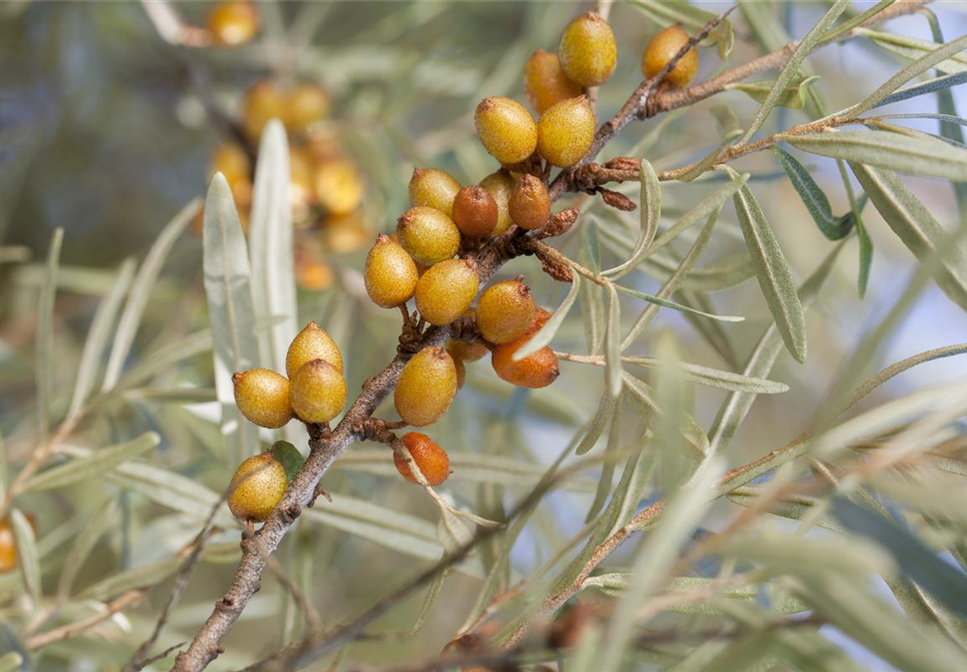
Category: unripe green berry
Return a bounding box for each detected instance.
[365,234,419,308]
[228,452,288,522]
[538,96,595,168]
[452,186,498,238]
[394,433,450,486]
[286,322,343,378]
[409,168,461,217]
[396,206,461,266]
[289,359,347,423]
[642,25,698,88]
[478,171,515,236]
[508,174,551,230]
[233,368,294,429]
[395,347,457,427]
[477,278,536,344]
[558,12,617,87]
[524,49,583,114]
[474,97,538,165]
[415,259,479,326]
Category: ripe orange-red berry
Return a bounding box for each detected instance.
[228,452,288,522]
[415,259,479,326]
[409,168,461,217]
[558,12,617,87]
[508,174,551,230]
[233,369,294,429]
[365,234,419,308]
[642,25,698,88]
[286,322,343,378]
[394,433,451,486]
[479,171,515,236]
[396,206,461,266]
[289,359,347,423]
[207,0,260,47]
[491,339,560,389]
[474,97,538,165]
[452,185,498,238]
[524,49,583,114]
[395,347,458,426]
[538,96,595,168]
[477,279,536,344]
[0,518,16,574]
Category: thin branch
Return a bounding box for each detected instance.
[25,590,145,651]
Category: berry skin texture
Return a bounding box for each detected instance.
[525,49,583,114]
[314,160,364,216]
[365,235,419,308]
[538,96,596,168]
[394,433,451,486]
[558,12,618,87]
[286,322,343,378]
[395,347,458,426]
[289,359,347,423]
[233,369,294,429]
[479,171,515,236]
[448,339,489,362]
[415,259,479,326]
[0,518,15,574]
[452,186,498,238]
[409,168,461,218]
[477,279,537,344]
[508,174,551,230]
[207,1,260,47]
[241,81,286,141]
[474,97,538,165]
[642,25,698,88]
[491,338,560,389]
[286,83,331,133]
[228,453,288,523]
[396,206,461,266]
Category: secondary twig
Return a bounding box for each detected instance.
[26,590,145,651]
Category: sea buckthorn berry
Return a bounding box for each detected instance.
[289,359,347,423]
[415,259,479,326]
[295,258,333,291]
[241,80,286,141]
[409,168,461,218]
[479,171,515,236]
[525,49,583,114]
[474,97,538,165]
[233,369,294,429]
[558,12,618,87]
[452,185,498,238]
[396,206,461,266]
[314,160,364,216]
[477,279,536,344]
[289,147,316,209]
[395,347,458,426]
[538,96,595,168]
[448,339,489,362]
[394,433,451,486]
[286,83,331,133]
[228,452,288,522]
[642,25,698,88]
[209,142,251,187]
[207,0,260,47]
[323,211,370,254]
[491,337,560,389]
[452,353,467,390]
[365,234,419,308]
[508,174,551,230]
[0,518,15,574]
[287,322,343,378]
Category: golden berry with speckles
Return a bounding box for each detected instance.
[233,369,293,429]
[478,171,515,236]
[207,0,260,47]
[558,12,617,87]
[396,206,461,266]
[289,359,347,423]
[509,174,551,230]
[394,433,450,486]
[642,25,698,88]
[452,185,498,238]
[395,347,458,426]
[228,453,287,522]
[409,168,461,217]
[365,235,419,308]
[415,259,479,326]
[474,97,538,165]
[477,279,536,344]
[524,49,583,114]
[286,322,343,378]
[538,96,595,168]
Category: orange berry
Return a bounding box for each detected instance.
[524,49,583,114]
[642,25,698,88]
[491,336,560,389]
[452,185,498,238]
[233,369,294,429]
[209,142,251,187]
[207,0,260,47]
[287,322,343,378]
[322,211,370,254]
[289,359,347,423]
[241,80,286,141]
[314,160,364,216]
[448,339,489,362]
[394,433,450,486]
[0,518,16,574]
[396,206,461,266]
[286,83,331,133]
[365,234,419,308]
[395,347,458,426]
[558,12,617,87]
[409,168,461,217]
[478,171,515,236]
[477,279,536,344]
[295,259,334,291]
[415,259,479,326]
[228,452,288,522]
[474,97,538,165]
[538,96,596,168]
[508,174,551,230]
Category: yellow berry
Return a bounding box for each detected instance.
[447,339,489,362]
[322,211,370,254]
[286,322,343,378]
[289,147,316,209]
[474,97,538,165]
[491,337,560,389]
[289,359,347,423]
[409,168,461,217]
[642,25,698,88]
[452,185,498,238]
[415,259,479,326]
[396,206,461,266]
[538,96,596,168]
[394,433,450,486]
[314,160,364,216]
[524,49,583,114]
[478,171,515,236]
[395,347,458,426]
[241,80,285,142]
[286,83,331,133]
[508,174,551,230]
[233,369,294,429]
[477,279,536,344]
[558,12,617,87]
[365,234,419,308]
[209,142,251,187]
[207,1,260,47]
[228,453,287,522]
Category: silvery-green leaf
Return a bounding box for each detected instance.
[586,399,624,520]
[855,28,967,75]
[875,71,967,109]
[11,509,40,605]
[513,275,580,361]
[36,228,63,446]
[615,284,742,326]
[728,74,819,109]
[24,432,160,492]
[605,285,623,399]
[631,0,733,59]
[574,391,615,456]
[80,556,183,601]
[773,146,855,240]
[603,159,660,279]
[578,276,604,355]
[710,103,741,140]
[676,289,741,370]
[647,172,748,256]
[57,498,119,598]
[117,329,212,390]
[624,373,708,459]
[623,357,788,394]
[728,486,845,533]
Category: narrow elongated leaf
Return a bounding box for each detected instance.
[36,228,63,447]
[203,174,261,460]
[850,163,967,312]
[731,179,807,363]
[57,498,119,598]
[631,0,733,59]
[604,285,622,399]
[875,70,967,109]
[647,172,749,256]
[102,199,199,390]
[574,391,615,456]
[25,432,160,492]
[623,373,708,458]
[513,275,580,361]
[728,74,819,109]
[586,399,624,520]
[615,284,743,324]
[604,159,660,279]
[11,509,40,604]
[623,358,788,394]
[818,0,895,45]
[773,147,855,240]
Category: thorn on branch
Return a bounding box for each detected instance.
[307,483,332,508]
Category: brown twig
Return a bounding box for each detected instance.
[26,590,145,651]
